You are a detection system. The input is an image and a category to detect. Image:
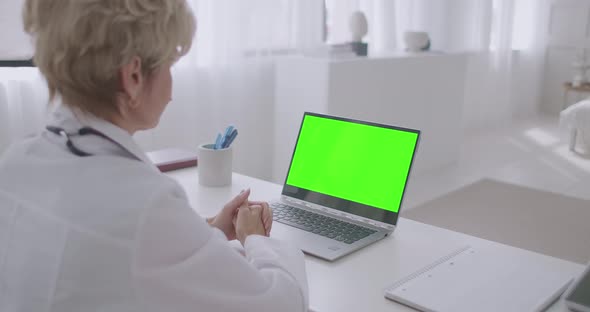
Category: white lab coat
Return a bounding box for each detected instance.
[0,105,308,312]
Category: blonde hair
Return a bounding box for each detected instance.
[23,0,195,118]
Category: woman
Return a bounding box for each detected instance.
[0,1,308,311]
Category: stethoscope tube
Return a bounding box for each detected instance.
[45,126,141,161]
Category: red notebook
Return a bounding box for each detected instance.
[146,148,198,172]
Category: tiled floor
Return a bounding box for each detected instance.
[402,113,590,211]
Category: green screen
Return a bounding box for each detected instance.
[286,115,418,213]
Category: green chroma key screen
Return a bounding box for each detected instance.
[286,114,419,213]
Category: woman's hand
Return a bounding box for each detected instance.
[207,189,250,240]
[247,200,272,236]
[235,203,267,246]
[207,189,273,240]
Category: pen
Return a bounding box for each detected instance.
[222,129,238,149]
[214,133,223,149]
[223,126,234,143]
[213,126,238,149]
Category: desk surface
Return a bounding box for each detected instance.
[166,168,584,312]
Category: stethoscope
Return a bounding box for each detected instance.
[45,126,141,161]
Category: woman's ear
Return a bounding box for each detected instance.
[119,56,144,110]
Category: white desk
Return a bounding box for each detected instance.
[167,168,584,312]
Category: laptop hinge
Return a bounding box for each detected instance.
[282,196,394,231]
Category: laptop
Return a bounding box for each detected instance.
[270,112,420,261]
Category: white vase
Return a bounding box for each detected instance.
[349,11,368,42]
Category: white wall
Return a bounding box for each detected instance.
[137,64,277,181]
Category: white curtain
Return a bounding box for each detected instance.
[463,0,515,130]
[463,0,549,129]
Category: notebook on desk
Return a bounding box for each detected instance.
[270,112,420,261]
[146,148,198,172]
[384,245,574,312]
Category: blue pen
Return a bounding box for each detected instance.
[221,125,234,148]
[222,129,238,148]
[224,126,234,139]
[214,133,223,150]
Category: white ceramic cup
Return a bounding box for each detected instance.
[197,143,233,187]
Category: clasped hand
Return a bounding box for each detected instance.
[207,188,273,245]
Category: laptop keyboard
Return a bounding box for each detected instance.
[271,202,377,244]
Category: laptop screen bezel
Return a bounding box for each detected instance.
[281,112,421,226]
